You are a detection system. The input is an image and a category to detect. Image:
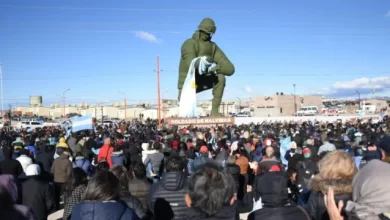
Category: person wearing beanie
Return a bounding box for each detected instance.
[193,145,210,172]
[258,146,283,174]
[21,164,55,220]
[295,147,319,205]
[284,141,297,162]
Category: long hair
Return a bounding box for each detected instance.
[64,168,88,197]
[109,165,129,194]
[83,170,120,201]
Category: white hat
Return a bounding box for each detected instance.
[266,140,272,146]
[289,141,297,149]
[141,143,150,151]
[25,164,41,176]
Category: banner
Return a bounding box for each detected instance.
[71,114,93,132]
[166,117,234,126]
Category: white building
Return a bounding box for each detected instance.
[117,107,146,120]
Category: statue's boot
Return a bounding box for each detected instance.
[210,74,226,117]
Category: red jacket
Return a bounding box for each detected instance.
[98,144,114,167]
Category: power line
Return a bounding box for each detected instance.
[2,72,388,81]
[0,5,256,13]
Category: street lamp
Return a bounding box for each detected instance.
[237,97,241,113]
[293,84,296,115]
[118,92,126,121]
[62,89,70,118]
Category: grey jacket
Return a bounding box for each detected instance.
[144,152,164,176]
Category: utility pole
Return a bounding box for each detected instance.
[156,56,162,128]
[0,63,3,118]
[237,97,241,113]
[293,84,296,115]
[356,90,361,110]
[119,92,126,121]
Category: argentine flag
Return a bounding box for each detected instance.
[71,114,93,132]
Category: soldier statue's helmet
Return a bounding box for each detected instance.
[198,18,217,34]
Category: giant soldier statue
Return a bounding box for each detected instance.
[178,18,235,116]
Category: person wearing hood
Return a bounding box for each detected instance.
[178,18,235,116]
[284,141,297,162]
[326,160,390,220]
[111,144,126,167]
[16,149,33,173]
[72,152,92,177]
[248,171,309,220]
[97,137,115,168]
[71,170,139,220]
[0,174,36,220]
[148,156,189,220]
[0,145,23,177]
[12,137,25,159]
[55,137,73,161]
[21,164,55,220]
[306,151,357,220]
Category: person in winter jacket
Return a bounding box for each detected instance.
[0,146,23,177]
[111,145,126,167]
[35,144,54,173]
[51,149,72,210]
[70,170,139,220]
[193,145,210,172]
[110,165,147,219]
[63,168,88,220]
[148,156,189,220]
[16,149,33,173]
[21,164,55,220]
[67,133,78,157]
[143,142,164,182]
[129,163,151,211]
[249,171,309,220]
[284,141,297,162]
[0,174,36,220]
[97,138,114,167]
[258,146,283,174]
[295,147,319,205]
[226,155,240,193]
[184,162,238,220]
[72,152,92,177]
[306,151,357,220]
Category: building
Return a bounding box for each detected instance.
[360,99,389,113]
[49,106,80,118]
[117,107,146,120]
[252,94,322,116]
[79,106,120,119]
[14,106,51,117]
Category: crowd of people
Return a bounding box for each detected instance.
[0,115,389,220]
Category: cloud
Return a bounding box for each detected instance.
[244,86,253,94]
[385,10,390,17]
[316,76,390,97]
[134,31,162,43]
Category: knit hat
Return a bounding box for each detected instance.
[171,140,179,150]
[199,145,209,154]
[12,137,24,147]
[25,164,41,176]
[141,143,150,151]
[56,137,69,148]
[269,165,281,172]
[303,148,311,154]
[289,141,297,149]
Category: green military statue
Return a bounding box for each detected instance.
[178,18,235,116]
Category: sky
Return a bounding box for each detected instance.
[0,0,390,107]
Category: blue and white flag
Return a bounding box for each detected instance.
[71,114,93,132]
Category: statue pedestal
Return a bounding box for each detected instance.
[165,116,234,127]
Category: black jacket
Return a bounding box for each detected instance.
[129,177,151,211]
[36,151,54,173]
[248,206,309,220]
[183,206,239,220]
[148,171,188,220]
[250,172,308,220]
[306,179,352,220]
[21,176,55,220]
[225,164,240,191]
[0,147,24,177]
[121,191,147,219]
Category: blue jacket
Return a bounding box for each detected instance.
[111,150,126,166]
[26,145,36,158]
[72,157,92,176]
[71,201,139,220]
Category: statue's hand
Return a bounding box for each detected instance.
[205,56,214,64]
[208,65,218,74]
